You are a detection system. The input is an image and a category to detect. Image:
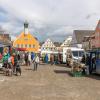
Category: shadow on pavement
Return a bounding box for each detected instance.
[39,63,48,65]
[0,69,4,74]
[87,74,100,80]
[25,68,32,70]
[55,64,69,68]
[54,69,72,76]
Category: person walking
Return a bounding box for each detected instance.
[34,55,39,71]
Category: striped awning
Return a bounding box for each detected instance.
[16,48,27,51]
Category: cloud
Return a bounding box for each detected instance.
[86,13,97,19]
[0,0,100,42]
[85,12,100,20]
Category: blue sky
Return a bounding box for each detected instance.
[0,0,100,42]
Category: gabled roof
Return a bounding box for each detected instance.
[73,30,94,44]
[13,32,40,45]
[41,38,56,48]
[54,42,61,47]
[61,36,72,47]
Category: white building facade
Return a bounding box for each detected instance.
[61,36,72,47]
[41,38,57,54]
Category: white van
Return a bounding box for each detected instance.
[63,47,85,63]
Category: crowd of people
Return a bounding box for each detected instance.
[0,47,42,76]
[1,46,95,77]
[23,52,40,71]
[43,53,62,65]
[0,48,21,76]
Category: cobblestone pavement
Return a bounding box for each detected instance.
[0,64,100,100]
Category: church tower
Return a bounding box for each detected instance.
[24,21,29,35]
[13,21,40,52]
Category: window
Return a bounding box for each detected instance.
[21,44,23,48]
[23,44,25,48]
[25,44,27,48]
[33,45,35,48]
[24,38,28,41]
[47,48,49,50]
[17,44,19,48]
[72,51,78,57]
[16,44,17,47]
[29,44,31,48]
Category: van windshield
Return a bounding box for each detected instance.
[72,51,78,57]
[72,51,84,57]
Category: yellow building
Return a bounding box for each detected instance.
[13,22,40,53]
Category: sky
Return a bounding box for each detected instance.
[0,0,100,42]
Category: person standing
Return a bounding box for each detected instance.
[0,53,2,60]
[24,53,28,66]
[2,48,10,75]
[17,53,20,61]
[28,52,31,66]
[34,55,39,71]
[8,55,13,76]
[45,54,48,63]
[81,55,86,64]
[81,55,86,75]
[11,54,14,67]
[50,54,54,65]
[31,52,35,61]
[86,54,90,75]
[13,53,18,73]
[22,53,25,65]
